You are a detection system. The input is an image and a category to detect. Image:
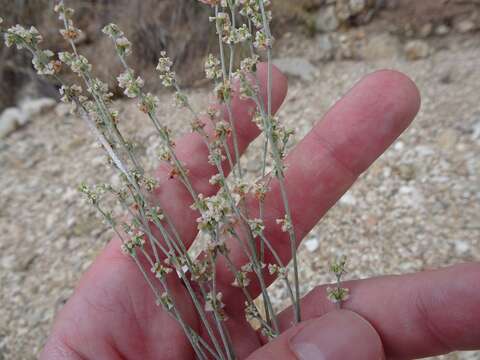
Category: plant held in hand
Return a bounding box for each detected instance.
[2,1,311,358]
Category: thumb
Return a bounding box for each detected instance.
[247,310,385,360]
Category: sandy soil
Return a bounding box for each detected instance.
[1,13,479,360]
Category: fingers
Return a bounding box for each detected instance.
[41,239,197,360]
[151,63,288,250]
[219,70,421,304]
[261,69,421,260]
[247,310,384,360]
[44,65,288,358]
[278,262,480,359]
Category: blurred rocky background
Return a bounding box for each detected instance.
[1,0,480,359]
[3,0,480,135]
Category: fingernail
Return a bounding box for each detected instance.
[289,310,384,360]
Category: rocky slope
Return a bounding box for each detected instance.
[1,3,480,359]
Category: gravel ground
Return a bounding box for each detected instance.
[1,30,479,359]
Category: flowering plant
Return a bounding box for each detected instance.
[2,1,349,358]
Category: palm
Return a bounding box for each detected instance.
[41,67,480,360]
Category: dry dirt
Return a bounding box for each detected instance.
[1,9,480,360]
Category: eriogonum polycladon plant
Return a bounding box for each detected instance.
[1,1,350,358]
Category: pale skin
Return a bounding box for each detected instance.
[40,65,480,360]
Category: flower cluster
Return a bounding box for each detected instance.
[102,23,132,57]
[139,93,159,114]
[3,25,61,76]
[78,183,98,205]
[191,257,214,283]
[268,264,288,279]
[156,51,175,87]
[4,25,42,49]
[276,215,292,233]
[59,84,83,104]
[32,50,58,75]
[54,3,82,41]
[232,270,251,288]
[240,55,259,72]
[248,218,265,237]
[151,262,173,279]
[239,0,272,28]
[326,286,350,303]
[205,54,222,80]
[85,77,112,102]
[205,291,226,319]
[194,193,232,234]
[214,120,232,140]
[208,142,227,166]
[244,301,261,322]
[117,70,145,98]
[253,30,272,50]
[157,292,174,310]
[327,256,350,305]
[58,52,92,75]
[120,233,146,256]
[254,182,269,201]
[330,255,348,278]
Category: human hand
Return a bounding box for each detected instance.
[40,64,480,360]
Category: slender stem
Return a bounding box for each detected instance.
[259,233,296,310]
[215,5,242,179]
[133,252,209,360]
[222,252,276,336]
[209,252,235,360]
[228,230,279,334]
[258,0,301,323]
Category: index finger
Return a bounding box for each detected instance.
[279,262,480,359]
[218,70,421,305]
[151,63,288,250]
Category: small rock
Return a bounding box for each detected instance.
[437,129,459,150]
[315,5,339,33]
[393,141,405,151]
[415,145,435,157]
[336,34,357,60]
[365,215,378,229]
[362,33,400,60]
[383,166,392,178]
[45,212,58,231]
[439,70,454,85]
[92,155,105,167]
[454,240,470,255]
[305,237,320,253]
[14,254,37,272]
[419,23,433,38]
[339,192,357,206]
[316,34,335,62]
[404,40,430,61]
[61,187,78,203]
[0,113,19,139]
[0,254,16,269]
[0,107,28,138]
[272,58,316,81]
[355,9,376,25]
[19,97,56,121]
[55,103,72,117]
[336,0,351,22]
[397,185,424,208]
[454,19,476,34]
[472,121,480,141]
[349,0,367,15]
[435,24,450,36]
[396,163,416,181]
